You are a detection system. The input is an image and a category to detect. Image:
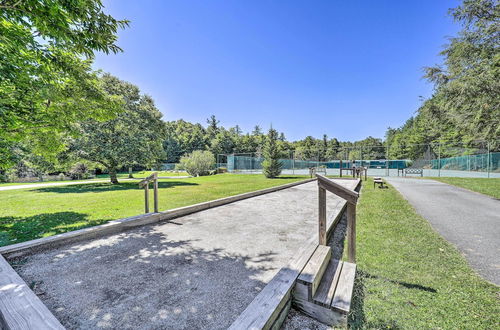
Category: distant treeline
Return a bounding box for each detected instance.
[164,115,386,163]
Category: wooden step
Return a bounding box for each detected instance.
[331,261,356,313]
[296,245,331,300]
[313,259,343,307]
[293,258,356,327]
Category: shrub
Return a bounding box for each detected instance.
[69,163,89,180]
[178,150,215,177]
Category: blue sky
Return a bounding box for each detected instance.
[94,0,461,141]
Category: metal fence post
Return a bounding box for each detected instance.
[386,142,389,177]
[438,143,441,177]
[487,142,490,178]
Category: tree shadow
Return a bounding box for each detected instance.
[348,270,402,330]
[0,212,109,246]
[30,181,198,194]
[361,272,437,293]
[11,224,278,329]
[348,268,436,329]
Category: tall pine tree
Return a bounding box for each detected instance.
[262,128,283,178]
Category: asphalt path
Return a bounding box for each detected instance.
[386,177,500,285]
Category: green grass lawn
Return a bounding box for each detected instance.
[0,171,189,187]
[95,170,188,179]
[0,174,307,246]
[349,178,499,329]
[430,177,500,199]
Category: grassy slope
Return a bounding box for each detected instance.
[431,177,500,199]
[0,174,306,246]
[349,178,499,329]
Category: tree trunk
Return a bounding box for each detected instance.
[109,167,119,184]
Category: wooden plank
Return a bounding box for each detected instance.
[313,260,343,307]
[0,255,64,330]
[316,175,359,205]
[331,261,357,314]
[270,298,291,330]
[318,187,327,245]
[347,203,356,263]
[293,297,346,326]
[297,245,331,299]
[138,172,157,188]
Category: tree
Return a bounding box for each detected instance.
[206,115,220,140]
[164,120,207,162]
[252,125,263,136]
[0,0,128,167]
[72,75,166,184]
[387,0,500,156]
[262,128,283,178]
[210,129,235,157]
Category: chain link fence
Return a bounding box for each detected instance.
[221,140,500,178]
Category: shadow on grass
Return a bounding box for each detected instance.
[349,270,402,330]
[30,181,198,194]
[0,212,110,247]
[348,269,436,329]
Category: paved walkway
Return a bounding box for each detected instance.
[14,180,357,329]
[0,176,191,191]
[386,177,500,285]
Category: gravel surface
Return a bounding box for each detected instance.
[12,180,357,329]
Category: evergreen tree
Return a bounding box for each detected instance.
[206,115,219,140]
[262,128,282,178]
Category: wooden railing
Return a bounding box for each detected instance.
[139,172,159,213]
[316,174,359,263]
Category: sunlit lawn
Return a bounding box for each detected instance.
[0,174,307,246]
[431,177,500,199]
[350,178,499,329]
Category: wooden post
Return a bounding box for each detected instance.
[364,167,367,181]
[144,183,149,213]
[153,176,159,213]
[347,202,356,263]
[339,159,342,177]
[318,186,326,245]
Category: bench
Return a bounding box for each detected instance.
[373,177,385,189]
[404,168,423,177]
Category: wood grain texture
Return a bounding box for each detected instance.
[313,260,343,307]
[318,187,327,245]
[331,261,357,314]
[0,255,64,330]
[297,245,331,298]
[347,203,356,263]
[293,297,347,326]
[316,175,359,205]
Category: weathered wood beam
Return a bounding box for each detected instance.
[318,186,326,245]
[316,175,359,205]
[347,203,356,263]
[0,255,64,329]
